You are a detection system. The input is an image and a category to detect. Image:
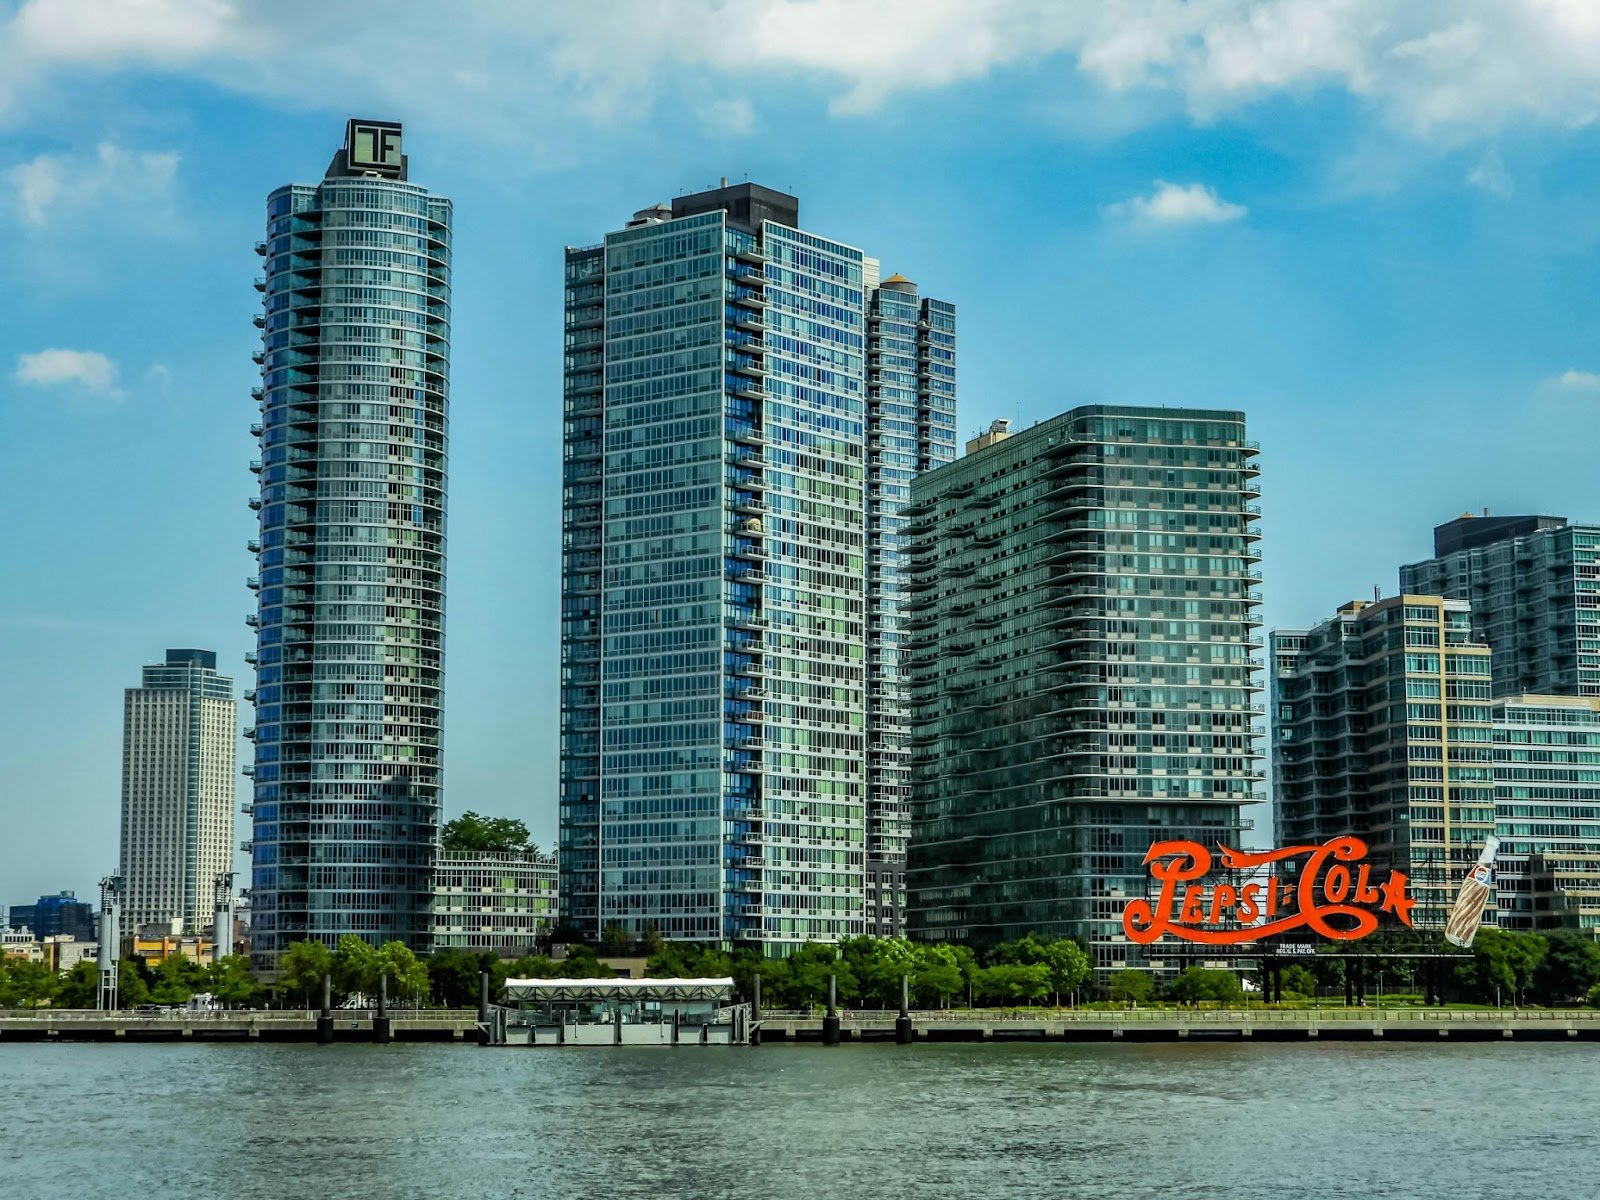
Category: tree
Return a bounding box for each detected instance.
[974,963,1051,1007]
[1533,929,1600,1005]
[1456,929,1546,1005]
[1168,967,1243,1006]
[374,942,429,1002]
[333,936,379,1000]
[148,954,203,1005]
[7,960,55,1009]
[839,936,918,1007]
[441,812,537,854]
[600,923,635,955]
[559,944,607,979]
[208,955,263,1007]
[1281,965,1319,999]
[911,944,964,1008]
[118,959,149,1009]
[54,960,99,1009]
[428,948,498,1007]
[1109,970,1154,1004]
[785,942,855,1008]
[280,940,334,1007]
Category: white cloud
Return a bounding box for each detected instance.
[1106,180,1247,227]
[1466,148,1513,196]
[3,1,1600,148]
[15,349,124,397]
[7,142,179,229]
[1545,369,1600,392]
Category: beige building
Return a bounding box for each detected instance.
[1273,596,1497,929]
[120,649,236,934]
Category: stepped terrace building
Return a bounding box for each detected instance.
[1272,596,1497,930]
[558,183,955,951]
[902,406,1264,970]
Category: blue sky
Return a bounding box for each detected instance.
[5,0,1600,910]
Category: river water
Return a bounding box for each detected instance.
[6,1041,1595,1199]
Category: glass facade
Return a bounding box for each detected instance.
[559,186,954,951]
[904,407,1262,970]
[1401,517,1600,698]
[1492,695,1600,933]
[249,122,451,965]
[863,276,957,933]
[1272,596,1496,930]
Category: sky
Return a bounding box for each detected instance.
[5,0,1600,911]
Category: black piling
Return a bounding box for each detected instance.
[316,972,334,1045]
[895,973,913,1045]
[822,973,841,1045]
[373,973,392,1044]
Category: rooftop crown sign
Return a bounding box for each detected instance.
[1122,836,1414,946]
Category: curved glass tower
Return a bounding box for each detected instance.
[248,120,450,965]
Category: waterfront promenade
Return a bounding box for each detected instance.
[5,1007,1600,1043]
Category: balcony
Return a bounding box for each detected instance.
[246,575,261,590]
[245,614,260,628]
[253,277,265,292]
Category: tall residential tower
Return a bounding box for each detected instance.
[1401,514,1600,699]
[559,183,954,951]
[1271,596,1496,930]
[248,120,451,963]
[903,406,1263,968]
[120,649,236,933]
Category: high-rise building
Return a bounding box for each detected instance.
[1400,514,1600,699]
[248,119,451,964]
[120,650,236,934]
[558,182,955,951]
[433,849,559,955]
[902,406,1263,969]
[1272,596,1496,929]
[1492,694,1600,933]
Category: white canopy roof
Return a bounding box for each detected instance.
[503,977,734,1002]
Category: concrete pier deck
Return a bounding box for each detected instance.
[5,1008,1598,1044]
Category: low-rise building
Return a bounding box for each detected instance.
[2,926,38,961]
[41,935,98,973]
[433,850,557,957]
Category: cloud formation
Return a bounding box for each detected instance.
[7,142,179,229]
[1545,368,1600,392]
[1106,180,1247,227]
[3,1,1600,146]
[15,349,124,397]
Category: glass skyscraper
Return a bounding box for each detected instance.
[1401,514,1600,699]
[559,183,954,951]
[248,120,451,964]
[902,407,1262,970]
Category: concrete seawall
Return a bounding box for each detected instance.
[5,1009,1599,1044]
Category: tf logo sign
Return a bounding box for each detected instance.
[348,119,403,176]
